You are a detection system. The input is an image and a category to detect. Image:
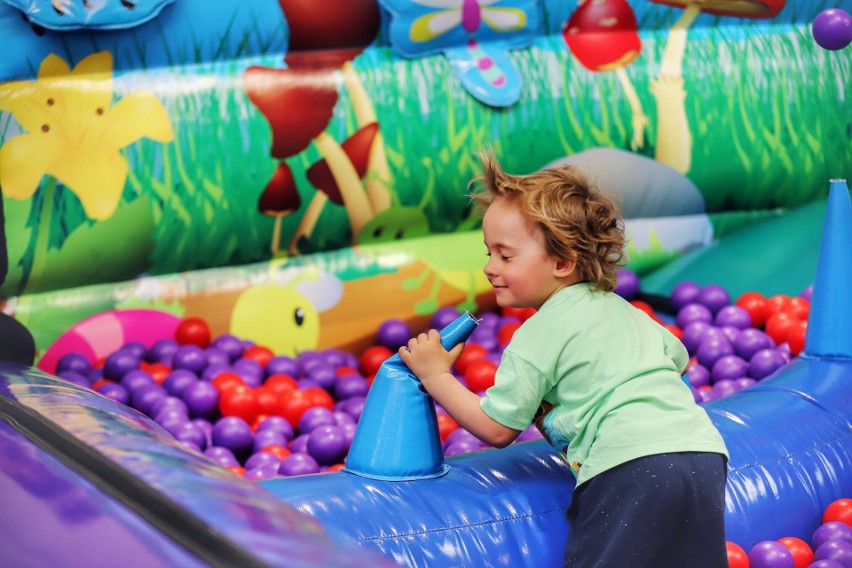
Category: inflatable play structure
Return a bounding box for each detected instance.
[1,0,851,566]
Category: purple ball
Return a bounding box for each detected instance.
[265,355,299,378]
[686,363,710,388]
[297,378,322,391]
[120,369,155,393]
[253,428,289,452]
[444,438,483,456]
[808,560,845,568]
[614,269,640,300]
[209,334,244,362]
[279,453,320,476]
[306,363,337,391]
[181,381,219,418]
[432,306,462,329]
[145,338,179,364]
[211,416,254,457]
[203,446,239,468]
[59,370,91,388]
[95,382,129,405]
[333,411,356,427]
[306,424,348,465]
[298,407,336,434]
[201,363,231,383]
[244,462,282,481]
[814,522,852,549]
[150,396,189,418]
[715,305,752,329]
[163,369,199,397]
[56,352,92,375]
[800,285,813,302]
[245,451,281,470]
[748,540,794,568]
[748,348,787,380]
[130,384,168,416]
[812,9,852,51]
[321,348,347,369]
[155,408,188,431]
[103,350,141,381]
[172,345,208,375]
[338,396,366,422]
[681,321,714,355]
[191,418,213,446]
[289,433,310,454]
[255,416,295,440]
[172,422,207,450]
[677,303,714,330]
[671,281,702,311]
[814,540,852,568]
[517,425,544,442]
[232,358,264,387]
[334,373,369,400]
[711,354,749,383]
[697,388,719,404]
[697,284,730,315]
[734,377,757,390]
[204,347,230,368]
[696,336,734,370]
[711,379,739,399]
[376,318,413,350]
[296,351,323,376]
[340,421,357,445]
[734,328,775,360]
[121,341,147,359]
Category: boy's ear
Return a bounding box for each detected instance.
[553,258,576,278]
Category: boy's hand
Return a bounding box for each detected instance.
[398,329,464,384]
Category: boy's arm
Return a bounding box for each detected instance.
[399,330,521,448]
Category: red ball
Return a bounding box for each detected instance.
[219,384,260,424]
[786,319,808,357]
[464,359,498,393]
[325,463,346,473]
[824,498,852,526]
[278,389,313,428]
[497,322,522,346]
[765,294,793,319]
[453,343,489,376]
[226,465,247,476]
[501,306,537,321]
[765,312,800,345]
[304,387,335,411]
[211,371,245,395]
[630,300,661,323]
[242,345,275,368]
[726,541,750,568]
[664,323,683,340]
[260,444,292,461]
[175,317,211,347]
[777,536,813,568]
[736,291,769,327]
[787,297,810,320]
[146,362,172,385]
[359,345,393,376]
[255,386,281,416]
[437,413,460,442]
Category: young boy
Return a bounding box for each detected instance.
[398,151,729,567]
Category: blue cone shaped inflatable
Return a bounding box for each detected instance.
[344,312,479,481]
[805,179,852,358]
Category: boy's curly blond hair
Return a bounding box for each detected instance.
[470,149,626,292]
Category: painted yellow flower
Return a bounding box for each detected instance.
[0,51,173,221]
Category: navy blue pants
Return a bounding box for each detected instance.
[564,452,728,568]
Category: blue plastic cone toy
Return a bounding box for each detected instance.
[804,179,852,359]
[344,312,479,481]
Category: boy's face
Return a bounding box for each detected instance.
[482,198,576,310]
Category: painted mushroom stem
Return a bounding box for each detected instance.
[258,162,301,254]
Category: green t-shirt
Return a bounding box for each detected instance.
[480,282,729,486]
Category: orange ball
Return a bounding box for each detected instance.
[824,498,852,526]
[464,359,498,393]
[777,536,813,568]
[175,317,211,347]
[736,291,769,328]
[726,541,750,568]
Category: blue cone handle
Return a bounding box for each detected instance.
[343,312,479,481]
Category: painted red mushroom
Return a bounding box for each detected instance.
[649,0,787,173]
[258,162,301,254]
[563,0,646,150]
[279,0,381,52]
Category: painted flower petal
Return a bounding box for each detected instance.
[48,150,129,221]
[0,133,63,199]
[99,91,174,148]
[0,82,60,134]
[37,54,72,78]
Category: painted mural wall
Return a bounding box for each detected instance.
[0,0,849,364]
